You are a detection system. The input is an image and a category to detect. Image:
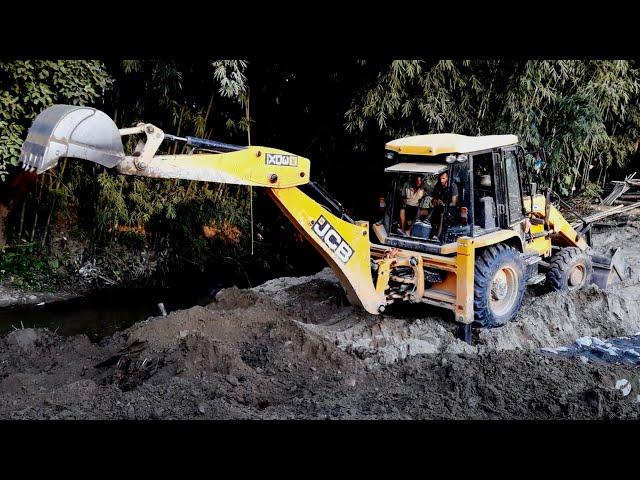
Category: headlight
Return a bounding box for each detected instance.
[446,154,456,164]
[456,154,468,163]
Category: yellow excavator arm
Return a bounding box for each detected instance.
[19,105,387,315]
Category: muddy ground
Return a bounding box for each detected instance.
[1,216,640,419]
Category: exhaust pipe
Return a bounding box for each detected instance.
[19,105,125,174]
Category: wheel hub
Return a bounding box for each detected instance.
[490,266,518,317]
[569,265,586,287]
[491,270,508,300]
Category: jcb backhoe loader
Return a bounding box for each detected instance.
[19,105,630,340]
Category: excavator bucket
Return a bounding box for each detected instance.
[19,105,125,174]
[591,247,630,289]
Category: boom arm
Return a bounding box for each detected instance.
[19,105,387,314]
[120,125,386,313]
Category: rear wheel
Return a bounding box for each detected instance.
[546,247,593,292]
[474,244,526,328]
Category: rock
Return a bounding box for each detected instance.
[579,356,589,364]
[344,377,356,387]
[226,375,239,386]
[7,329,40,350]
[179,330,188,339]
[0,294,18,307]
[615,379,632,397]
[576,337,593,347]
[197,403,206,414]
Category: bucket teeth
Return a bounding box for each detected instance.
[18,150,40,173]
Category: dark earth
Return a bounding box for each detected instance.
[1,217,640,419]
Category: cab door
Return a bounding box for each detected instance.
[500,147,526,226]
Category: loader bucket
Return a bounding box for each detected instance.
[19,105,125,174]
[590,248,630,289]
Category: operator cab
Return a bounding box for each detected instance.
[372,133,527,254]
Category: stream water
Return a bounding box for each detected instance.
[0,283,218,342]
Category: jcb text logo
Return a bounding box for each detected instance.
[312,216,354,264]
[265,153,298,167]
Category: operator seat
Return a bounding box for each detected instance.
[478,196,497,229]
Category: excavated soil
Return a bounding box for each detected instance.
[1,215,640,419]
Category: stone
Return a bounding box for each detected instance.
[344,377,356,387]
[615,379,632,397]
[7,329,40,350]
[575,337,593,347]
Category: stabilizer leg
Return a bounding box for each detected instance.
[457,323,473,345]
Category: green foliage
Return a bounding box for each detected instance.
[212,60,249,100]
[345,60,640,196]
[0,59,253,287]
[0,243,63,291]
[574,181,604,209]
[0,60,112,181]
[54,60,253,276]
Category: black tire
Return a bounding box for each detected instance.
[546,247,593,292]
[473,244,526,328]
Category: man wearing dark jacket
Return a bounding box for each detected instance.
[430,171,458,239]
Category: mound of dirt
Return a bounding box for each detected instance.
[0,266,638,419]
[255,268,640,365]
[478,286,640,352]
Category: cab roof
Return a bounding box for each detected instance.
[384,162,448,174]
[385,133,518,156]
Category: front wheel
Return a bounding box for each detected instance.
[546,247,593,292]
[473,244,527,328]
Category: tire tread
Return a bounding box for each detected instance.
[474,244,526,328]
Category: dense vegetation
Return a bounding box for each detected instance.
[1,59,639,290]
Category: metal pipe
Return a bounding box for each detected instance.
[163,134,187,142]
[119,126,146,136]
